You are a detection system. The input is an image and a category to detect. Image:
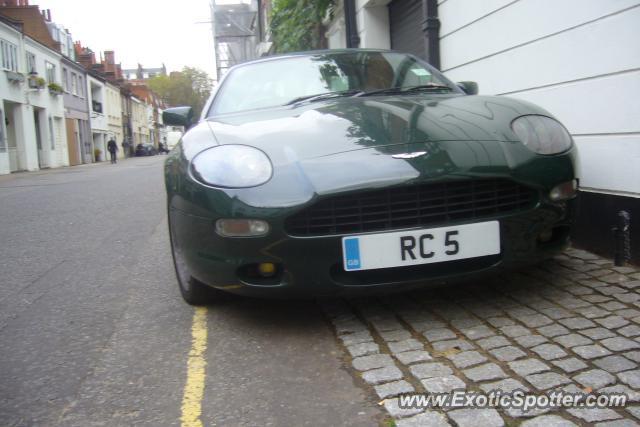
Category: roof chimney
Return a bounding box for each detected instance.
[104,50,115,65]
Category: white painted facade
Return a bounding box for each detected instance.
[0,20,27,175]
[326,0,640,198]
[146,103,155,145]
[46,20,75,60]
[130,96,149,146]
[438,0,640,198]
[354,0,391,49]
[23,37,68,170]
[0,20,67,175]
[325,0,392,50]
[157,108,167,148]
[325,2,346,49]
[87,74,108,162]
[166,126,183,149]
[105,81,123,156]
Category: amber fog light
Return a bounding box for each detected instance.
[237,262,283,285]
[215,219,269,237]
[258,263,276,277]
[549,180,578,201]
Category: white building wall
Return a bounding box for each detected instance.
[87,74,108,161]
[130,97,149,146]
[1,21,69,175]
[105,82,123,152]
[438,0,640,197]
[0,23,23,103]
[146,104,155,145]
[24,38,68,170]
[157,107,167,147]
[355,0,391,49]
[87,75,107,132]
[325,2,346,49]
[46,21,75,60]
[327,0,392,49]
[11,105,39,171]
[0,21,25,175]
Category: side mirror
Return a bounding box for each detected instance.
[163,106,194,128]
[457,81,479,95]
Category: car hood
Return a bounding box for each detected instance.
[202,94,551,160]
[175,94,576,209]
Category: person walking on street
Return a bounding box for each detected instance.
[107,138,118,164]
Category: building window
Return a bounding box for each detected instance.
[92,100,103,114]
[66,35,74,59]
[45,61,56,83]
[62,68,69,91]
[78,75,84,97]
[71,72,78,95]
[26,51,36,74]
[1,39,18,71]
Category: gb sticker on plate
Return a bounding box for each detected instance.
[343,237,362,271]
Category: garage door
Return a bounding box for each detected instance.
[389,0,426,60]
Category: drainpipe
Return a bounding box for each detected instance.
[344,0,360,48]
[421,0,441,68]
[613,210,631,266]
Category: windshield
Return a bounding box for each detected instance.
[209,51,460,116]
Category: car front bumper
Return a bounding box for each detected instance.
[168,197,575,298]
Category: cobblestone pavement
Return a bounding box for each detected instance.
[322,248,640,426]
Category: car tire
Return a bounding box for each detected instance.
[168,212,224,305]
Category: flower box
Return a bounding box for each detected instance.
[5,70,25,84]
[48,82,64,96]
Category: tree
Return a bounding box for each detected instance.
[148,67,213,118]
[270,0,335,53]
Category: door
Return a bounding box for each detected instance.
[80,120,92,164]
[34,109,49,168]
[66,118,81,166]
[389,0,426,60]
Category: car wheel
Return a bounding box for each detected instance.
[168,213,224,305]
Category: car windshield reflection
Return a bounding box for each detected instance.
[209,51,461,115]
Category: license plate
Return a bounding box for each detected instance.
[341,221,500,271]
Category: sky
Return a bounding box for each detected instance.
[32,0,217,80]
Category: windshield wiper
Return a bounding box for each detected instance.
[357,84,454,97]
[285,89,364,105]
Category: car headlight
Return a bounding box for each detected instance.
[511,115,573,155]
[190,145,273,188]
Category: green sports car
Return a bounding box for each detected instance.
[163,49,578,305]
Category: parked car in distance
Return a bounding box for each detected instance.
[163,49,578,305]
[135,143,157,157]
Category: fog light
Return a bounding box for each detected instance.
[215,219,269,237]
[550,180,578,201]
[258,262,276,277]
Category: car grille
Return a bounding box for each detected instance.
[284,179,537,237]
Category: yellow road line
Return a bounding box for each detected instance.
[181,306,208,427]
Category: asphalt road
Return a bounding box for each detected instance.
[0,156,382,426]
